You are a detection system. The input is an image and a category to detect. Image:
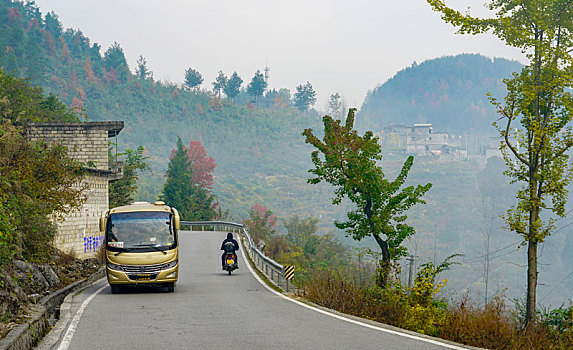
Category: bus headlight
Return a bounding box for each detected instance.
[107,262,123,271]
[162,260,178,270]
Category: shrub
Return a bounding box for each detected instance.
[439,296,514,349]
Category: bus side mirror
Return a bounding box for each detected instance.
[99,217,106,233]
[172,208,180,230]
[99,210,109,233]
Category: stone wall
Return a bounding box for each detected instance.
[52,176,108,257]
[27,122,123,259]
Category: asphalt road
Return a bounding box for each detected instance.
[38,231,470,350]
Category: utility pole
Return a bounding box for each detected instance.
[407,254,416,289]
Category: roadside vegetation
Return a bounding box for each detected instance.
[2,0,573,348]
[245,200,573,349]
[0,71,103,339]
[430,0,573,332]
[243,106,573,348]
[0,71,84,264]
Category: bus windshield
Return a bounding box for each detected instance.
[106,211,176,251]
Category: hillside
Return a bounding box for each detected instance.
[0,0,332,220]
[357,54,523,134]
[2,0,571,307]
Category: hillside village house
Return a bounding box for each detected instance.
[380,123,463,156]
[27,121,123,259]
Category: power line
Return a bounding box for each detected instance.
[552,208,573,225]
[552,219,573,234]
[461,240,522,264]
[540,270,573,302]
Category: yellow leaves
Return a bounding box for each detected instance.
[410,258,455,306]
[401,303,446,336]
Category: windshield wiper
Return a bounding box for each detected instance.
[131,243,167,255]
[113,247,131,256]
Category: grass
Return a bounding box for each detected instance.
[300,272,573,350]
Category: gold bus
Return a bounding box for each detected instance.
[99,201,180,293]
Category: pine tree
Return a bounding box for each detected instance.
[224,71,243,100]
[135,55,152,80]
[161,137,216,220]
[103,42,129,84]
[212,70,227,98]
[328,93,342,118]
[247,70,267,105]
[293,81,317,112]
[183,68,203,91]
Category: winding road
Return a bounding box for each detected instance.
[37,230,470,350]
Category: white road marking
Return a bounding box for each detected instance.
[239,241,470,350]
[56,284,107,350]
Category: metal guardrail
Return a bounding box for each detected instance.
[180,221,292,291]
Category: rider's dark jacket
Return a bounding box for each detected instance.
[221,233,239,266]
[221,233,239,252]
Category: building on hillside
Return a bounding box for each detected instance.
[484,134,521,159]
[380,124,411,148]
[380,123,462,156]
[27,121,124,259]
[485,136,503,158]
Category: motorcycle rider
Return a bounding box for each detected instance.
[221,232,239,270]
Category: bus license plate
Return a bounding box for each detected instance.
[129,273,157,281]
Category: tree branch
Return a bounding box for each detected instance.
[504,109,530,166]
[519,1,537,35]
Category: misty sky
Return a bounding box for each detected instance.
[34,0,525,110]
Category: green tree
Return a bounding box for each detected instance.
[212,70,227,98]
[109,146,149,208]
[283,214,319,248]
[43,11,62,39]
[183,67,203,91]
[0,72,87,263]
[103,42,130,84]
[0,70,80,125]
[303,108,432,287]
[224,71,242,100]
[0,128,86,263]
[160,137,216,220]
[247,70,267,105]
[428,0,573,326]
[243,203,277,245]
[328,92,342,118]
[135,55,152,80]
[293,81,317,112]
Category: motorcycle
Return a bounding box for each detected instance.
[223,241,238,275]
[224,252,237,275]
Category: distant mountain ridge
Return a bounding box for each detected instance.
[358,54,523,134]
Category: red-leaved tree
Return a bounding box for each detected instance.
[186,141,216,190]
[169,140,216,190]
